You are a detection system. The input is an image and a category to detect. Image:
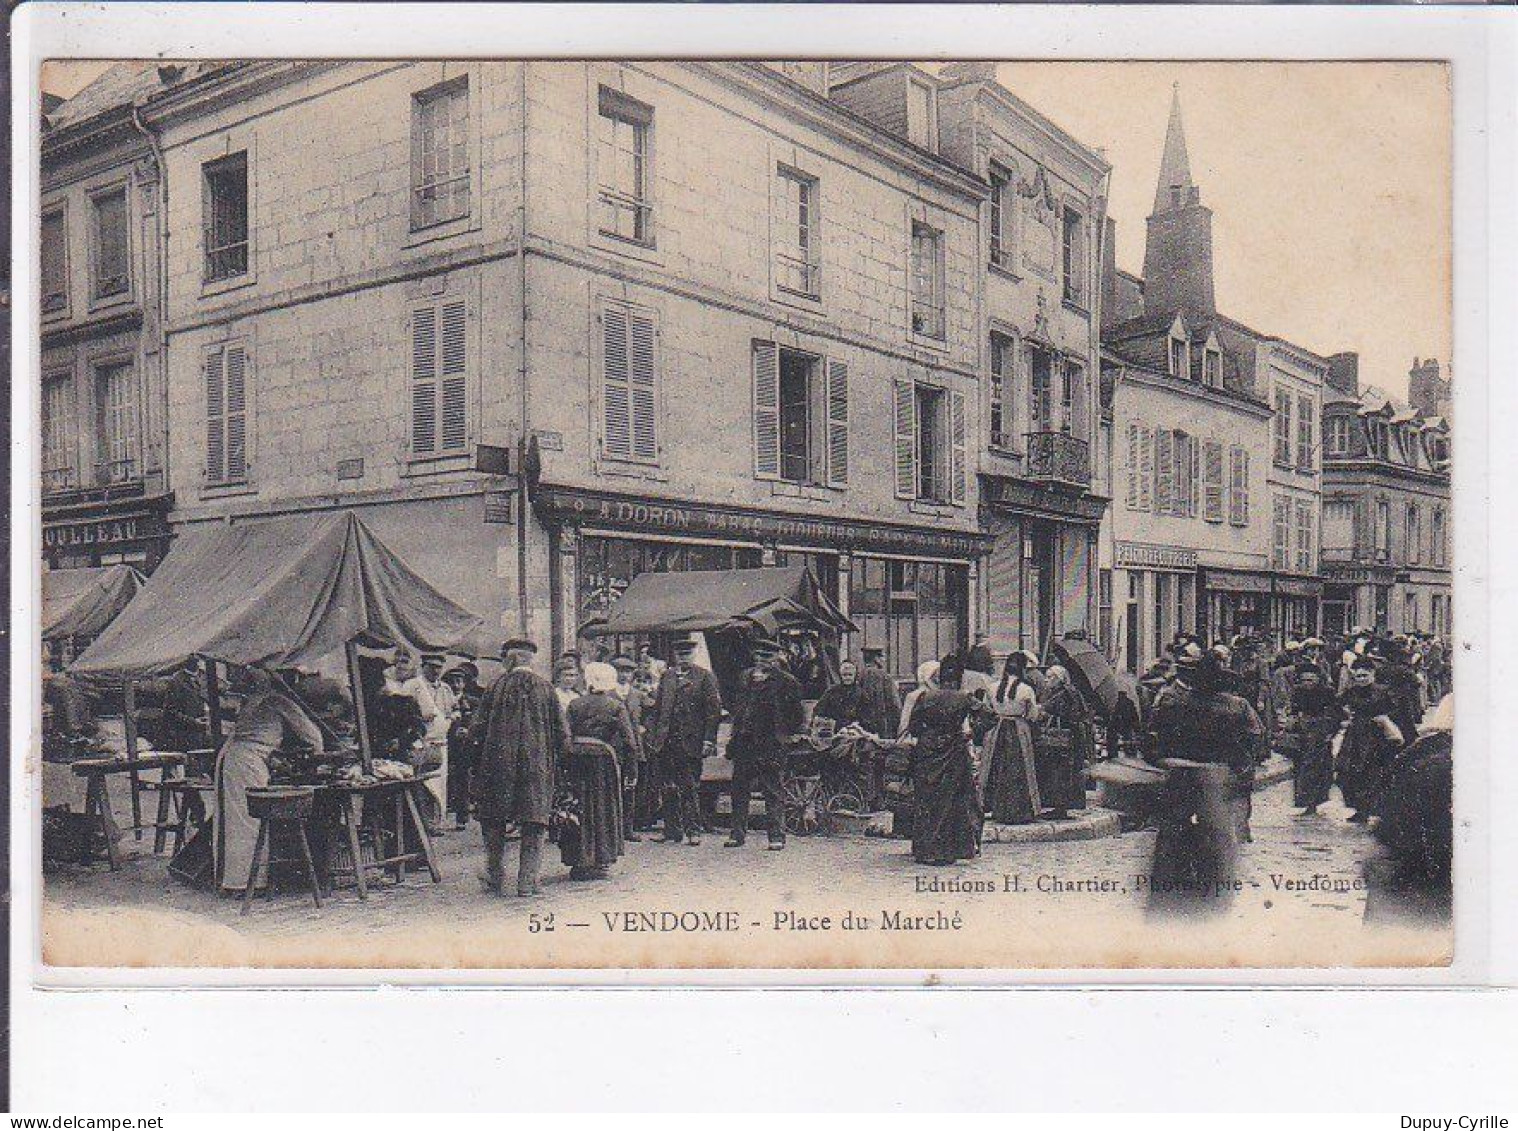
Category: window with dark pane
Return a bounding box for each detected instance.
[203,152,249,282]
[411,77,471,230]
[91,188,130,299]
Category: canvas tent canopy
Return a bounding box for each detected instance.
[71,511,483,680]
[42,565,144,643]
[581,565,855,637]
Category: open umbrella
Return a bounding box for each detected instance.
[1050,635,1122,717]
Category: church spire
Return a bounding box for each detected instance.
[1153,82,1196,214]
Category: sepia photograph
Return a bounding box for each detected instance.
[25,48,1464,974]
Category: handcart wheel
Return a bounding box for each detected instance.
[782,774,821,836]
[823,781,867,820]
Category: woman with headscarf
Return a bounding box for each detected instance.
[898,660,940,738]
[904,654,994,865]
[560,662,635,879]
[1288,663,1341,816]
[212,666,324,895]
[1036,664,1093,820]
[1337,658,1405,823]
[983,651,1042,825]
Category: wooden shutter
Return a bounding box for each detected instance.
[1155,429,1175,516]
[1273,497,1290,569]
[893,379,917,500]
[225,344,248,481]
[439,299,468,451]
[949,389,967,505]
[628,308,657,462]
[825,357,849,487]
[602,305,632,460]
[1125,423,1140,510]
[752,340,780,479]
[1137,425,1153,511]
[1187,434,1200,517]
[1296,395,1314,471]
[411,306,438,455]
[205,348,226,482]
[1203,439,1224,522]
[1239,450,1251,524]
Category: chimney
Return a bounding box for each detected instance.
[1100,215,1120,330]
[1327,352,1360,397]
[1408,357,1447,418]
[938,62,999,87]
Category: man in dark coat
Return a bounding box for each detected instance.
[855,646,902,741]
[648,636,722,845]
[467,639,568,897]
[725,639,805,850]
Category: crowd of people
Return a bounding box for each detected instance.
[45,616,1454,915]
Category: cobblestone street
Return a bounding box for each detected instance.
[44,776,1441,970]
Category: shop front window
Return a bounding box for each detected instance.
[848,556,967,679]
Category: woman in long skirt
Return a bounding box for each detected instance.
[905,654,993,866]
[1337,660,1405,822]
[1289,664,1341,815]
[213,668,324,894]
[561,663,634,879]
[1036,665,1093,819]
[984,651,1042,825]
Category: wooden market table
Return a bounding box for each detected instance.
[319,770,442,900]
[70,752,187,870]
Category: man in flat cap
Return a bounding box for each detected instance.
[647,636,722,845]
[468,638,568,896]
[725,638,805,850]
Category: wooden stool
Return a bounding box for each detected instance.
[241,787,323,915]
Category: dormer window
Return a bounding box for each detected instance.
[1169,332,1189,379]
[906,77,937,153]
[1327,415,1350,456]
[1202,345,1222,388]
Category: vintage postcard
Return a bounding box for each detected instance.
[22,41,1471,976]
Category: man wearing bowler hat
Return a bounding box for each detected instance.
[648,635,722,845]
[725,637,805,850]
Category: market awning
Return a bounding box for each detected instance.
[71,511,483,680]
[41,564,144,642]
[581,565,855,637]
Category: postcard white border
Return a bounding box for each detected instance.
[8,0,1517,1109]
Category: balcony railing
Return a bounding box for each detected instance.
[1025,430,1090,488]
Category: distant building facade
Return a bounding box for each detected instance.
[38,65,188,571]
[1099,88,1326,672]
[1320,353,1452,636]
[934,62,1110,658]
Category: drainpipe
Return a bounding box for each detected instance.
[131,101,169,554]
[516,61,531,635]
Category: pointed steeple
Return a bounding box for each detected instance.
[1142,83,1216,318]
[1152,83,1196,214]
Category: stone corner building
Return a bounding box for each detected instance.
[38,59,1123,677]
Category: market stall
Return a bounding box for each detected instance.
[67,510,483,897]
[42,564,144,668]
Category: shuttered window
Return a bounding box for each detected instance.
[1272,496,1291,569]
[42,374,76,491]
[1171,431,1197,518]
[893,379,917,500]
[1296,394,1315,472]
[411,298,469,457]
[1154,428,1175,516]
[601,302,657,463]
[1202,439,1224,523]
[753,340,780,479]
[825,358,849,488]
[1274,389,1293,467]
[94,361,139,484]
[204,342,249,484]
[1228,445,1250,526]
[949,388,967,505]
[1295,499,1314,572]
[1125,423,1142,511]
